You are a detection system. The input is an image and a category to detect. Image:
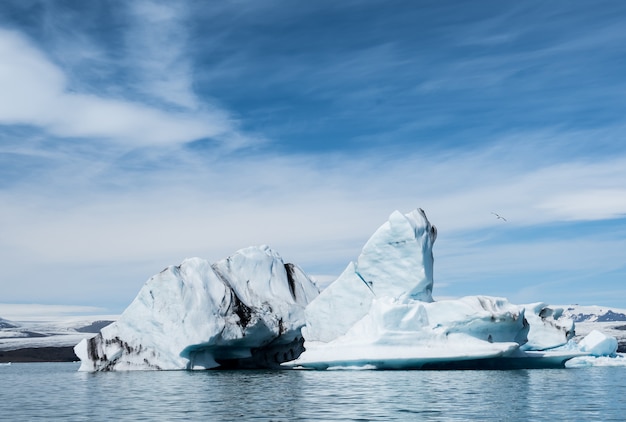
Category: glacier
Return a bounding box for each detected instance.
[75,207,620,371]
[74,246,319,371]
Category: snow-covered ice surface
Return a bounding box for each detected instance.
[74,246,319,371]
[289,208,619,370]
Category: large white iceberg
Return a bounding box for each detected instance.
[290,208,615,369]
[75,207,619,371]
[74,246,319,371]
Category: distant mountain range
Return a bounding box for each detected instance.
[0,316,115,362]
[564,306,626,323]
[563,305,626,353]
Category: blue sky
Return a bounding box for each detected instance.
[1,0,626,317]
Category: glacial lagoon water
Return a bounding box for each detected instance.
[1,362,626,421]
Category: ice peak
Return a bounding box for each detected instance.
[303,208,437,343]
[357,208,436,302]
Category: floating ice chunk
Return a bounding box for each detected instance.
[566,354,626,368]
[74,246,318,371]
[577,329,618,356]
[74,206,620,372]
[294,208,584,370]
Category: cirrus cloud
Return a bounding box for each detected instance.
[0,27,245,147]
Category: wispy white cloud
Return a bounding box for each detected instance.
[538,189,626,221]
[1,1,626,312]
[124,0,199,109]
[1,133,625,309]
[417,6,626,97]
[0,27,247,147]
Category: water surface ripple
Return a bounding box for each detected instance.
[1,363,624,421]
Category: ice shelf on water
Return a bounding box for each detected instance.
[75,207,620,371]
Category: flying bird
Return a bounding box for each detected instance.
[491,212,507,222]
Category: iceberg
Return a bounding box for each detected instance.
[74,246,319,371]
[289,208,614,370]
[75,207,620,371]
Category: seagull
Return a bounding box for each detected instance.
[491,212,507,222]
